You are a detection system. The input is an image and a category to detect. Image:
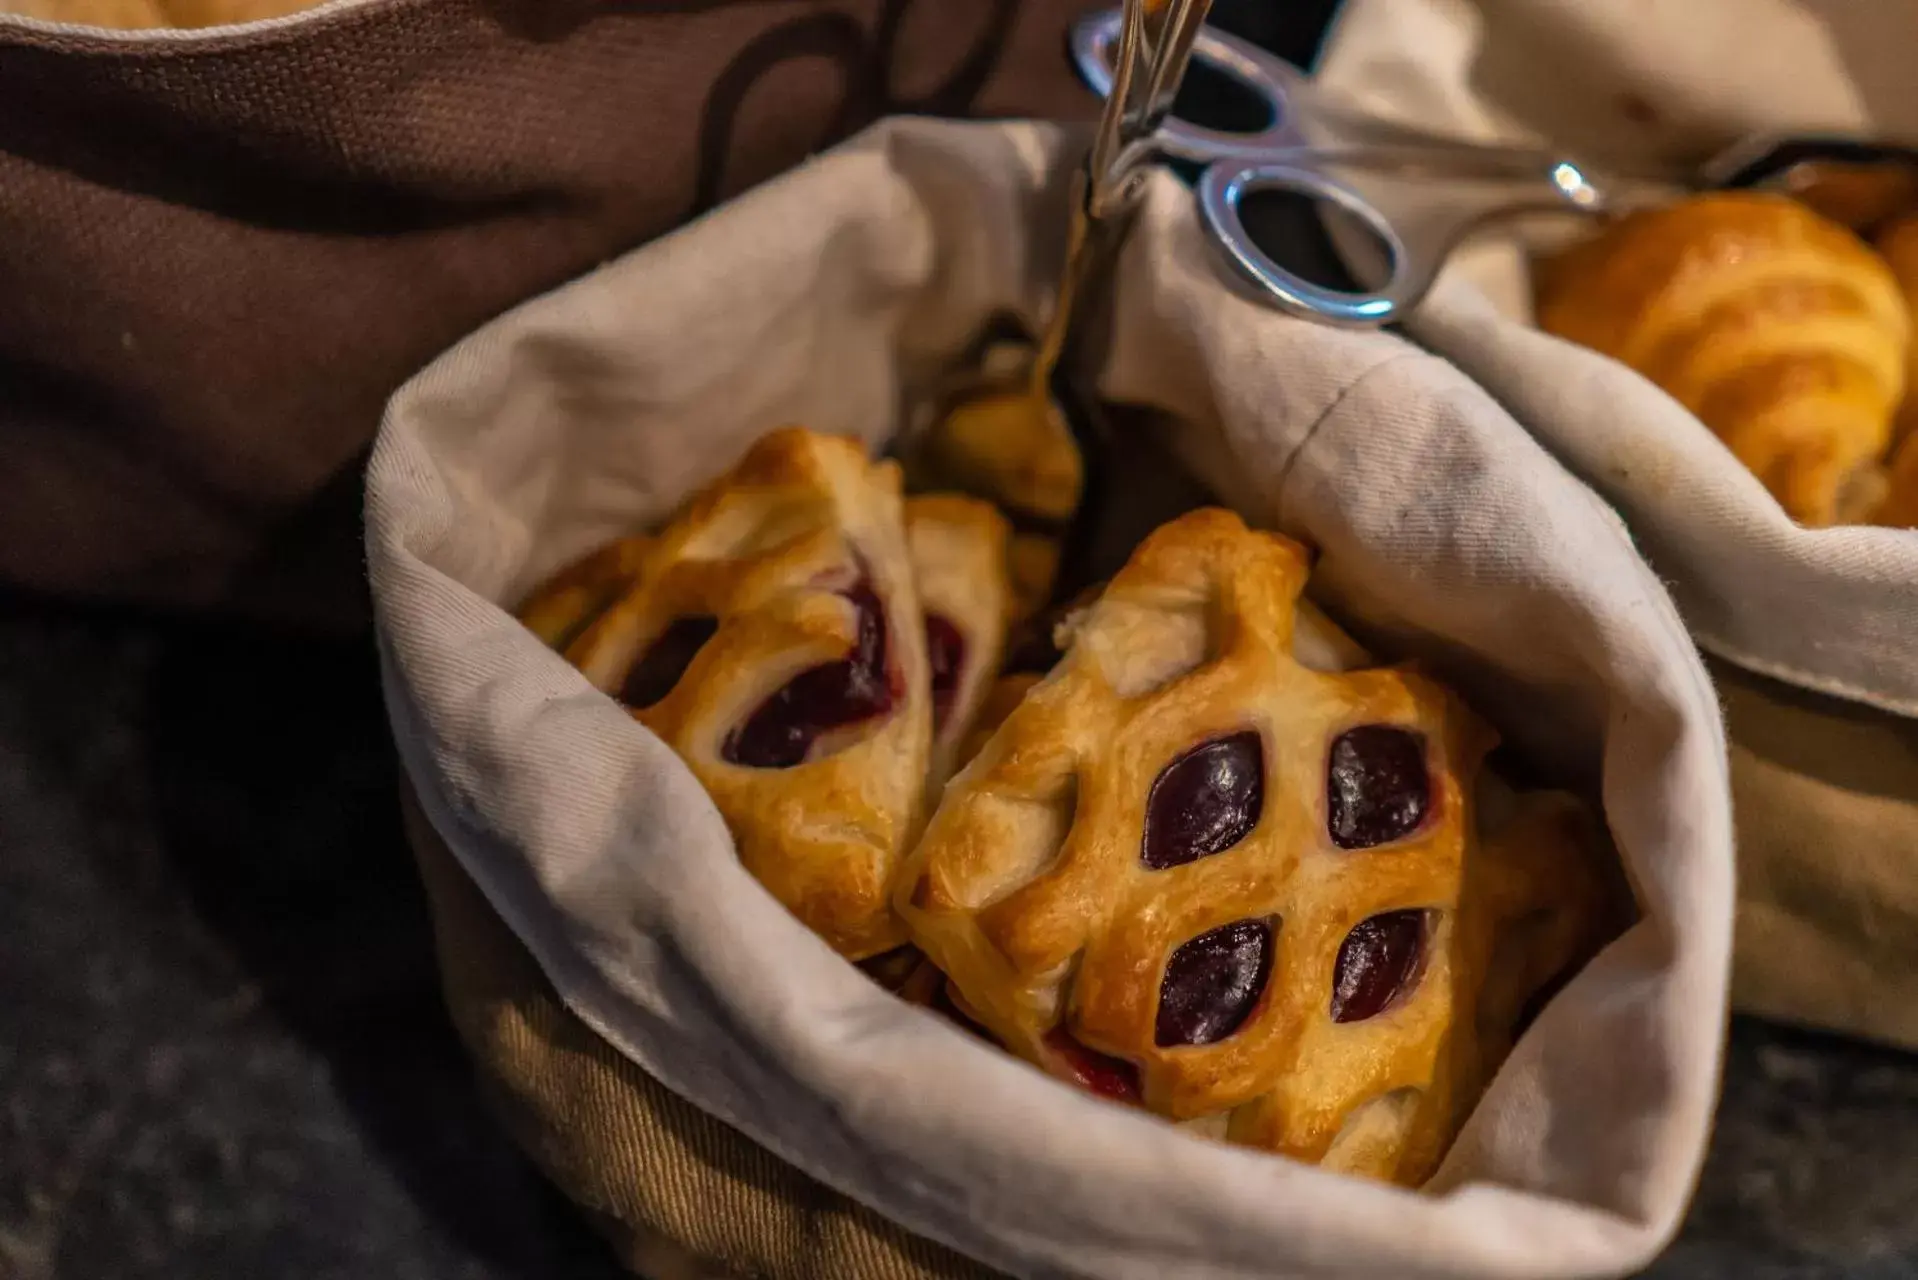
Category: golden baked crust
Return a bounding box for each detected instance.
[905,495,1013,801]
[929,391,1083,529]
[955,673,1043,776]
[908,381,1084,624]
[564,427,931,960]
[1536,192,1910,526]
[896,508,1612,1185]
[515,535,651,651]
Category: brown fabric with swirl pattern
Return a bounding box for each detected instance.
[0,0,1095,627]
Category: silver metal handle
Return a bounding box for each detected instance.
[1039,0,1217,390]
[1070,8,1300,164]
[1200,149,1606,326]
[1198,162,1410,325]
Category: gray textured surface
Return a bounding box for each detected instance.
[0,601,626,1280]
[1,596,1915,1280]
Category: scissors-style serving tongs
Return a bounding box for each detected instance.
[1069,7,1918,328]
[894,0,1222,604]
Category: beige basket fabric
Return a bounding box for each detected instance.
[402,786,999,1280]
[1719,659,1918,1051]
[1316,0,1918,1052]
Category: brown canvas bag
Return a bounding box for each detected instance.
[0,0,1095,627]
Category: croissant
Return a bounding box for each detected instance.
[1536,192,1911,527]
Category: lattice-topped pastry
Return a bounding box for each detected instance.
[555,427,931,960]
[905,495,1012,800]
[896,509,1613,1185]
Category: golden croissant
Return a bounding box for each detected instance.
[1536,192,1911,527]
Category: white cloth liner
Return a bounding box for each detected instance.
[366,118,1733,1280]
[1318,0,1918,716]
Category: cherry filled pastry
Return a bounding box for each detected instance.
[512,429,1618,1188]
[896,509,1615,1186]
[539,427,932,960]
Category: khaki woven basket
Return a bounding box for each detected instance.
[401,786,999,1280]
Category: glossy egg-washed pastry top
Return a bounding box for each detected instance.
[523,429,931,959]
[516,435,1620,1185]
[895,509,1616,1186]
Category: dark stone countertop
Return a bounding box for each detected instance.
[3,592,1917,1280]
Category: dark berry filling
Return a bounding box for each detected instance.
[1326,726,1430,850]
[1330,910,1427,1023]
[1142,731,1264,871]
[722,580,896,768]
[924,613,966,733]
[1043,1026,1141,1104]
[1155,918,1274,1047]
[617,615,718,709]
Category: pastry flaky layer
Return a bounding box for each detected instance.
[905,495,1013,806]
[515,534,653,652]
[894,508,1615,1187]
[520,427,933,960]
[1536,192,1912,527]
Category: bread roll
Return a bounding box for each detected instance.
[1536,192,1911,527]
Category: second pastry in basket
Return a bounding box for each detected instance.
[896,508,1620,1187]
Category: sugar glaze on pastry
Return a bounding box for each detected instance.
[896,509,1613,1186]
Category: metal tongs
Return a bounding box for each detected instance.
[900,0,1215,611]
[1070,6,1918,328]
[1038,0,1215,384]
